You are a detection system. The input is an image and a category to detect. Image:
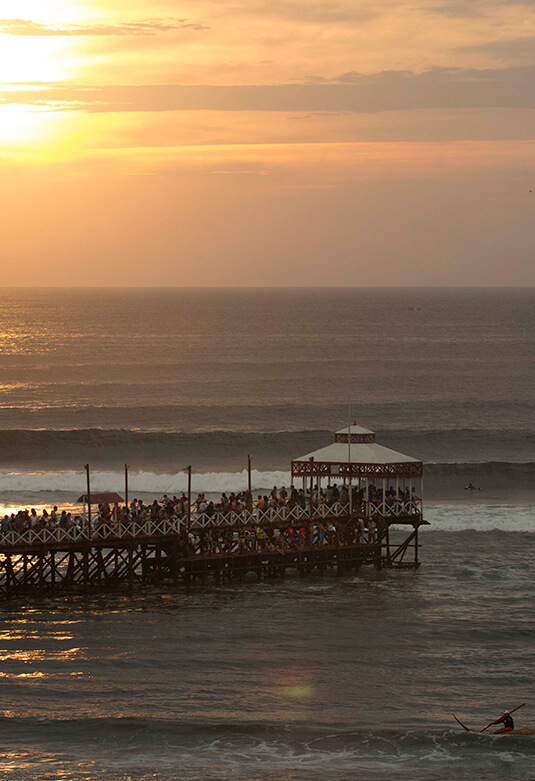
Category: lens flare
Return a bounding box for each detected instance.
[281,684,315,699]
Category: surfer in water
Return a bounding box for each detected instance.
[491,711,515,734]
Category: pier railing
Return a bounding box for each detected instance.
[0,500,422,549]
[190,501,351,528]
[189,499,421,528]
[366,498,422,518]
[0,518,184,548]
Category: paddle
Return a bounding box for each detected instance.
[479,702,526,733]
[452,714,473,732]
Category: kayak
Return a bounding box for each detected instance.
[498,728,535,736]
[453,714,535,735]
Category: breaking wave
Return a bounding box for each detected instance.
[0,468,291,496]
[424,504,535,533]
[1,717,534,781]
[0,462,534,498]
[0,473,533,531]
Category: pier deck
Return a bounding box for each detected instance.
[0,507,425,599]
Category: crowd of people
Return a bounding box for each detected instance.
[185,517,378,557]
[117,482,418,520]
[0,506,81,535]
[0,483,419,548]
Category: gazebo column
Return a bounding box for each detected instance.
[309,457,314,511]
[382,478,386,517]
[420,474,423,516]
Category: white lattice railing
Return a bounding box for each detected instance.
[189,502,352,529]
[91,517,184,540]
[366,499,422,518]
[0,525,88,547]
[0,500,421,548]
[0,506,345,547]
[0,518,185,548]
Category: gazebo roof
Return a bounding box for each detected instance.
[294,442,419,466]
[334,423,376,444]
[291,423,422,478]
[335,424,375,437]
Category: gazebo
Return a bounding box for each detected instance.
[291,424,423,520]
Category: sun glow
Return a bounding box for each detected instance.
[0,28,85,82]
[3,0,82,15]
[0,105,65,149]
[0,3,90,152]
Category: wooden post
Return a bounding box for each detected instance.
[125,463,129,508]
[186,465,192,531]
[309,457,314,516]
[84,464,92,540]
[83,548,89,588]
[128,547,134,590]
[385,523,391,566]
[38,553,44,594]
[247,454,252,495]
[420,474,424,517]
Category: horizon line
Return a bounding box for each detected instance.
[0,285,533,291]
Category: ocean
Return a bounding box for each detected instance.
[0,287,534,780]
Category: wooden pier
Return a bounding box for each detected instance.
[0,423,428,600]
[0,508,425,600]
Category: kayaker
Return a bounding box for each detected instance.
[492,711,515,734]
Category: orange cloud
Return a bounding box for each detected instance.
[0,17,208,35]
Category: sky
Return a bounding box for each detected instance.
[0,0,534,286]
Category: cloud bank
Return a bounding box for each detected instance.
[3,66,534,113]
[0,18,208,36]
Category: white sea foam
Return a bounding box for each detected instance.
[0,472,533,530]
[424,504,535,533]
[0,469,292,496]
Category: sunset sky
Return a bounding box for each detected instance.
[1,0,534,286]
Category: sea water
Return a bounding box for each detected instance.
[1,531,534,780]
[0,287,533,780]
